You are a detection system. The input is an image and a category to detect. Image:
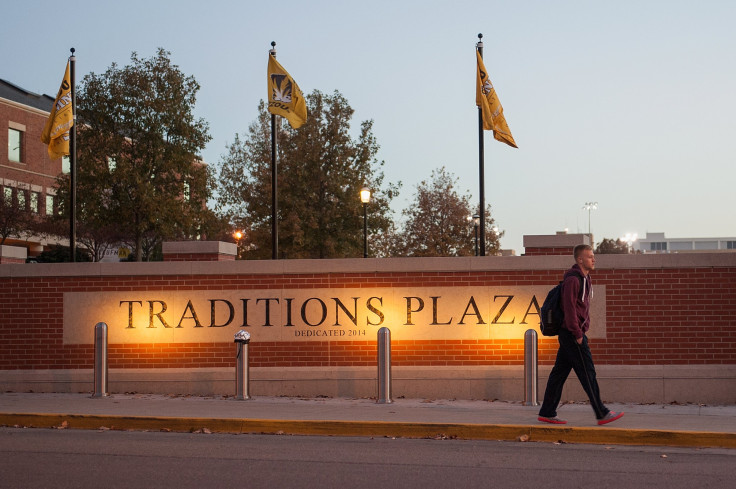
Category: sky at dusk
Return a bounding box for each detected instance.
[3,0,735,254]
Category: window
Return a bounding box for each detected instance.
[727,241,736,250]
[694,241,717,250]
[45,194,55,216]
[3,187,12,204]
[30,192,39,213]
[650,242,667,251]
[8,128,22,162]
[670,241,692,251]
[107,157,116,172]
[17,189,26,211]
[62,156,70,174]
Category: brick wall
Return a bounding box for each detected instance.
[523,233,591,256]
[2,254,735,372]
[0,257,25,264]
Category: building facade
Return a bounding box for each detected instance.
[1,79,66,256]
[635,232,736,253]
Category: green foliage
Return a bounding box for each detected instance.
[54,48,217,261]
[217,90,399,259]
[0,190,32,246]
[595,238,631,254]
[399,167,502,257]
[29,244,92,263]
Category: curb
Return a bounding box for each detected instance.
[2,413,735,449]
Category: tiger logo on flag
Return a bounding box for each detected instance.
[270,74,293,103]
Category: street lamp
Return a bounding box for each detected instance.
[233,230,244,259]
[472,214,480,256]
[582,202,598,236]
[360,187,371,258]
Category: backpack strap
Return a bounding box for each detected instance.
[562,273,585,300]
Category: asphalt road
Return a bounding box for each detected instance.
[1,427,735,488]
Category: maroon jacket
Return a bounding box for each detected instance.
[561,264,592,339]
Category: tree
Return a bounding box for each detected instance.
[369,221,406,258]
[44,180,123,262]
[595,238,631,254]
[31,244,91,263]
[217,90,399,259]
[0,190,32,246]
[54,48,215,261]
[400,167,503,257]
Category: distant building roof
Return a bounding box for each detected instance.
[0,79,54,112]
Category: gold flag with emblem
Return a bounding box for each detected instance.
[41,61,74,159]
[267,54,307,129]
[476,51,517,148]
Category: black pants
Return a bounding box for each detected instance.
[539,329,610,420]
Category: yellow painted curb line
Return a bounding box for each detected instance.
[2,413,735,449]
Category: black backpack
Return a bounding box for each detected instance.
[539,275,582,336]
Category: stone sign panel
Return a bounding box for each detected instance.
[64,286,606,344]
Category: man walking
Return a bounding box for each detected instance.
[538,244,624,426]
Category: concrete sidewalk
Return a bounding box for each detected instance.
[1,392,735,448]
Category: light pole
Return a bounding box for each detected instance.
[472,214,480,256]
[360,187,371,258]
[582,202,598,236]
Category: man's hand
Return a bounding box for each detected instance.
[576,336,583,345]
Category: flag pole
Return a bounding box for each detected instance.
[69,47,77,262]
[476,34,486,257]
[269,41,278,260]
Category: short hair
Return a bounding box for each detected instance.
[574,244,593,260]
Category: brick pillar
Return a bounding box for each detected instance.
[523,232,591,256]
[0,245,27,264]
[161,241,237,262]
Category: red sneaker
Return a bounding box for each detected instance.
[597,411,624,425]
[538,416,567,424]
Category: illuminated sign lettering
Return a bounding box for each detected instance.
[63,286,605,344]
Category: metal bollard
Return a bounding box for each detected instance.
[92,322,109,398]
[523,329,539,406]
[377,327,393,404]
[234,330,251,400]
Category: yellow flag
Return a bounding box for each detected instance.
[40,61,74,159]
[267,54,307,129]
[476,51,517,148]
